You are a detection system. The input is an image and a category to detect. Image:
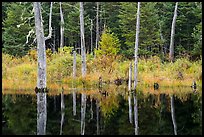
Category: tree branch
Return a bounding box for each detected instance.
[45,2,53,41]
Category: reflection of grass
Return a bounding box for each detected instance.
[2,51,202,91]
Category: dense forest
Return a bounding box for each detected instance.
[2,2,202,59]
[2,2,202,89]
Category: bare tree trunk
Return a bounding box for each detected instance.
[80,2,87,77]
[34,2,47,135]
[60,2,64,49]
[169,2,178,62]
[53,26,56,53]
[34,2,47,89]
[73,51,77,78]
[170,95,177,135]
[134,2,141,90]
[96,2,99,50]
[90,19,93,54]
[45,2,53,41]
[128,62,133,124]
[159,22,165,56]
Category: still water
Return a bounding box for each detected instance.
[2,86,202,135]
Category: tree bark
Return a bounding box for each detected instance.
[169,2,178,62]
[134,2,141,90]
[34,2,47,89]
[96,2,99,50]
[80,2,87,77]
[34,3,47,134]
[45,2,53,41]
[128,62,133,124]
[60,2,64,49]
[90,19,93,54]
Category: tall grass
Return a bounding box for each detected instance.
[2,49,202,91]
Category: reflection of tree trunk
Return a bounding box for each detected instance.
[128,62,133,124]
[96,99,100,135]
[54,96,56,112]
[128,92,133,124]
[90,97,93,119]
[170,95,177,135]
[81,93,86,135]
[72,51,77,116]
[133,91,138,135]
[37,93,47,135]
[159,94,165,133]
[73,90,76,116]
[60,89,65,135]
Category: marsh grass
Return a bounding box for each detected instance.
[2,49,202,91]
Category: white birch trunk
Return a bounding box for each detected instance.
[169,2,178,62]
[80,2,87,77]
[60,2,64,49]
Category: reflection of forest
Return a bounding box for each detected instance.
[2,87,202,135]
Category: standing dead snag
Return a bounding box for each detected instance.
[128,62,133,124]
[33,2,47,135]
[96,2,99,50]
[79,2,87,135]
[133,2,141,135]
[134,2,141,90]
[60,2,64,49]
[169,2,178,62]
[80,2,87,77]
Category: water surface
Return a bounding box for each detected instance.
[2,86,202,135]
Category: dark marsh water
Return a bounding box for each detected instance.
[2,87,202,135]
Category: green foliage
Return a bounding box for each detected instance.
[191,22,202,58]
[2,2,34,57]
[95,28,120,56]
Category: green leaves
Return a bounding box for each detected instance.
[95,28,120,56]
